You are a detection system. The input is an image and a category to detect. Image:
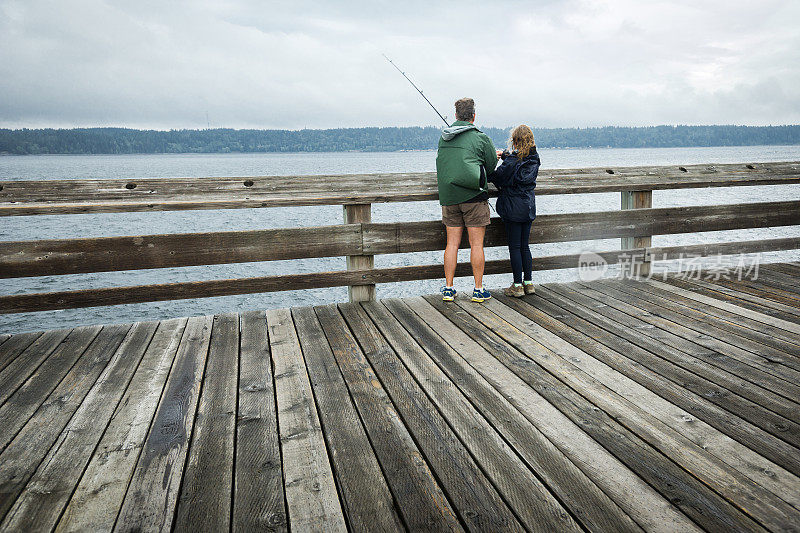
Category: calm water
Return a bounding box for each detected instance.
[2,145,800,334]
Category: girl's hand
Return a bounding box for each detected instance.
[496,149,503,157]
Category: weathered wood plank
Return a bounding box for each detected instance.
[1,321,158,532]
[0,324,131,521]
[709,276,800,307]
[605,278,800,366]
[498,290,800,511]
[174,314,239,532]
[333,303,464,532]
[6,237,798,313]
[344,204,375,302]
[6,202,797,279]
[0,331,43,372]
[382,297,636,532]
[664,275,800,323]
[648,278,800,335]
[54,318,186,533]
[295,306,404,531]
[477,296,800,530]
[745,268,800,298]
[353,302,525,531]
[563,281,800,402]
[363,201,800,254]
[267,308,346,532]
[580,280,800,389]
[461,297,787,531]
[2,161,798,215]
[233,310,286,532]
[0,325,102,452]
[543,282,800,479]
[0,224,362,278]
[0,329,70,406]
[113,315,213,533]
[421,294,700,533]
[531,284,800,432]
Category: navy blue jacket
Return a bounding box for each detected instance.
[490,150,540,222]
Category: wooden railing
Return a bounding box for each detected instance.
[2,161,799,313]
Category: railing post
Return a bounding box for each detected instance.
[343,203,375,302]
[621,190,653,277]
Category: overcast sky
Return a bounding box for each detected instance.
[1,0,799,130]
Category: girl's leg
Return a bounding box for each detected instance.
[506,222,524,284]
[520,220,533,281]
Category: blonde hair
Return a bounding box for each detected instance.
[509,124,535,159]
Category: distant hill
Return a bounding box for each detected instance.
[1,125,799,155]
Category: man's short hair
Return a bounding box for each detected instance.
[455,98,475,121]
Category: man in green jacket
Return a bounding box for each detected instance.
[436,97,498,302]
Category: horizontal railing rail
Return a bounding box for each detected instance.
[3,238,799,314]
[2,161,799,216]
[2,160,799,313]
[3,201,799,278]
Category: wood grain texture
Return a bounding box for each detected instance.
[267,308,346,532]
[357,301,526,532]
[0,224,362,278]
[0,325,102,452]
[1,321,158,532]
[233,310,286,532]
[0,324,131,522]
[380,297,620,533]
[663,275,800,324]
[174,313,239,532]
[2,161,798,215]
[343,203,375,302]
[7,200,797,279]
[296,306,404,531]
[498,290,800,511]
[0,331,43,372]
[55,318,187,533]
[0,329,70,406]
[453,297,769,532]
[478,296,800,531]
[334,303,464,532]
[421,294,700,533]
[113,315,213,533]
[575,280,800,394]
[648,278,800,335]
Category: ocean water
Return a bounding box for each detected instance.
[2,145,800,334]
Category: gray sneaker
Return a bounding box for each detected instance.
[503,284,525,298]
[524,283,536,295]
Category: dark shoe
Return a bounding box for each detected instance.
[503,284,525,298]
[441,286,457,302]
[471,288,492,302]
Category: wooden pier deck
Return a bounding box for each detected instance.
[1,264,799,532]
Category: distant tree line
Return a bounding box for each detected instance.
[1,125,798,155]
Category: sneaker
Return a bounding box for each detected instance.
[523,282,536,295]
[471,287,492,302]
[441,286,457,302]
[503,284,525,298]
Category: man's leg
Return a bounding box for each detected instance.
[444,226,463,287]
[466,226,486,288]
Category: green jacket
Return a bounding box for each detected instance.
[435,120,498,206]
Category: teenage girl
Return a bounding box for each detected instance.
[490,124,540,297]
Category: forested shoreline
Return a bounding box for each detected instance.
[1,124,799,155]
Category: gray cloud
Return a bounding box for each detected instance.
[1,0,798,129]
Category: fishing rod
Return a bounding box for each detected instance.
[383,54,450,127]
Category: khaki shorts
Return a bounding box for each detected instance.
[441,200,490,227]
